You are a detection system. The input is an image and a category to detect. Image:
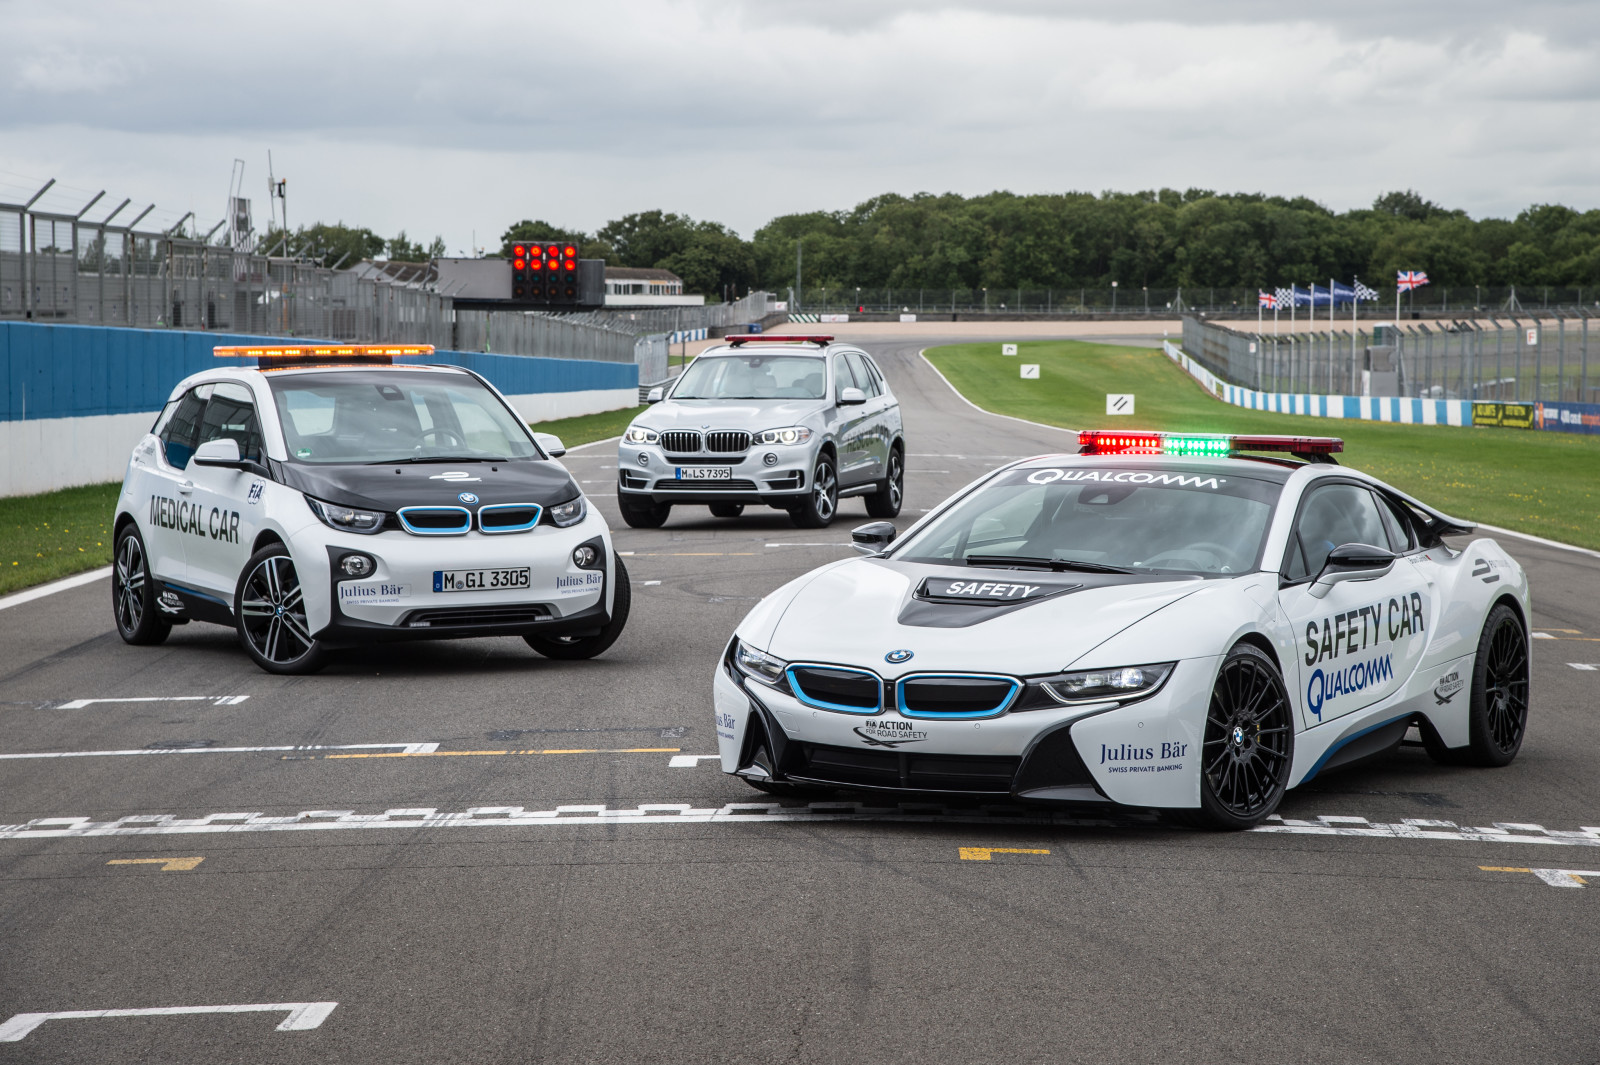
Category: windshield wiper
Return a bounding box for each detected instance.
[366,455,510,465]
[963,554,1132,574]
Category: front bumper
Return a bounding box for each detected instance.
[617,442,812,506]
[291,510,614,642]
[712,656,1218,809]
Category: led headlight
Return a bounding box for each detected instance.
[338,552,376,577]
[732,639,788,686]
[754,426,813,446]
[547,495,587,527]
[305,495,385,535]
[624,426,660,445]
[1038,663,1175,705]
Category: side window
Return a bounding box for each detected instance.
[159,385,210,470]
[199,383,264,462]
[845,352,879,397]
[863,356,890,395]
[1374,492,1416,553]
[832,354,857,399]
[1285,483,1390,580]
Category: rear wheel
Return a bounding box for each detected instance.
[709,503,744,518]
[789,454,838,529]
[864,447,904,518]
[525,557,631,660]
[1170,644,1294,830]
[235,544,326,675]
[1427,604,1529,767]
[617,491,671,529]
[111,525,171,646]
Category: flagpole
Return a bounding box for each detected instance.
[1353,276,1360,396]
[1395,275,1401,325]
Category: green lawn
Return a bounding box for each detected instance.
[926,340,1600,550]
[1,482,121,596]
[529,405,644,448]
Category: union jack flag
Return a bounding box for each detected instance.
[1397,270,1430,292]
[1259,291,1277,309]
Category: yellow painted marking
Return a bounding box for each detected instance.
[107,857,204,871]
[959,847,1051,862]
[322,747,680,760]
[1479,866,1533,873]
[1544,629,1583,634]
[1541,636,1600,641]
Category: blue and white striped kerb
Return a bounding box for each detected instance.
[1163,341,1472,427]
[667,328,708,344]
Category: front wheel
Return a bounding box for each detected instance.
[525,557,631,660]
[235,544,327,675]
[112,525,171,646]
[617,491,671,529]
[1170,644,1294,830]
[709,503,744,518]
[789,454,838,529]
[864,447,904,518]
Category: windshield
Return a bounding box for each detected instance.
[671,355,826,400]
[893,465,1281,575]
[268,371,539,464]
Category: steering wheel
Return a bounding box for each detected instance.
[1143,542,1233,569]
[415,427,466,450]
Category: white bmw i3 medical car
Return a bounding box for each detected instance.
[111,344,629,674]
[715,430,1531,829]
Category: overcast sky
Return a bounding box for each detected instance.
[3,0,1597,254]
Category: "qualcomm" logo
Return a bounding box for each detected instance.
[1307,654,1394,719]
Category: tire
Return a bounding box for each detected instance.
[111,525,171,646]
[1427,603,1529,767]
[234,544,327,675]
[709,503,744,518]
[864,446,904,519]
[525,556,631,660]
[617,491,671,529]
[1170,643,1294,830]
[789,453,838,529]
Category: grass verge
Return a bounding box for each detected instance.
[1,482,121,596]
[529,405,644,448]
[926,339,1600,551]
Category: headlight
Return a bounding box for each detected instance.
[733,638,788,685]
[624,426,659,445]
[755,426,813,446]
[305,495,385,535]
[1038,663,1174,705]
[547,495,587,528]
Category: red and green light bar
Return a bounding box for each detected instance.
[1079,430,1343,460]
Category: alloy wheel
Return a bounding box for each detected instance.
[239,555,314,665]
[887,452,903,510]
[1483,615,1529,752]
[113,534,146,634]
[1201,654,1293,818]
[813,461,837,522]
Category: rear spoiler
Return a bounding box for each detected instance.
[1386,486,1476,538]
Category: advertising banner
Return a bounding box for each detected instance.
[1535,401,1600,435]
[1472,402,1535,429]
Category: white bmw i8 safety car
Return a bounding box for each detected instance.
[714,430,1531,829]
[111,344,628,674]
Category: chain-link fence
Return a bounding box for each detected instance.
[1183,315,1598,404]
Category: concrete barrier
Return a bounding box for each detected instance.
[0,322,637,497]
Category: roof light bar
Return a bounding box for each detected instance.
[725,334,834,347]
[214,344,435,369]
[1078,430,1343,462]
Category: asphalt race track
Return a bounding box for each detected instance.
[4,336,1599,1064]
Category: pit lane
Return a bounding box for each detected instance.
[2,333,1597,1064]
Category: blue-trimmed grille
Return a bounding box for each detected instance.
[896,675,1021,719]
[478,502,542,534]
[786,664,883,714]
[397,506,471,536]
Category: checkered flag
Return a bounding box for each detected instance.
[1353,280,1380,302]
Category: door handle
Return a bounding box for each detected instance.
[178,480,195,494]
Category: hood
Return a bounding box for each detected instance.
[761,557,1205,677]
[637,399,828,432]
[275,458,579,512]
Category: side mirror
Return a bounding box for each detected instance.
[1309,542,1396,599]
[851,521,897,556]
[534,432,567,458]
[646,387,664,404]
[838,387,867,406]
[192,438,259,472]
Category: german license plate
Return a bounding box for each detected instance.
[433,567,530,592]
[676,466,732,480]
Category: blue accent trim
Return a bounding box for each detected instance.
[1299,711,1414,785]
[784,664,882,715]
[397,506,472,536]
[160,580,229,606]
[895,673,1022,719]
[476,502,543,534]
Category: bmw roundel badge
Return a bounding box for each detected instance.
[458,492,479,504]
[885,649,914,664]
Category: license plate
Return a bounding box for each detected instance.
[676,466,732,480]
[432,567,530,592]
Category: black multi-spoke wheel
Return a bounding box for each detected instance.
[1178,644,1294,830]
[790,454,838,528]
[234,544,326,674]
[525,556,631,660]
[111,525,171,646]
[1465,604,1530,765]
[865,447,904,519]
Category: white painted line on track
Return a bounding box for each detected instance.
[642,580,662,586]
[668,755,721,767]
[55,695,250,710]
[0,567,111,613]
[563,435,622,453]
[765,542,850,548]
[1570,663,1598,671]
[0,742,438,761]
[1476,522,1600,560]
[4,807,1600,844]
[1482,865,1600,888]
[1533,632,1556,639]
[918,349,1076,438]
[0,1002,338,1042]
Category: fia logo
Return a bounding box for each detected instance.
[246,482,264,505]
[429,471,481,483]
